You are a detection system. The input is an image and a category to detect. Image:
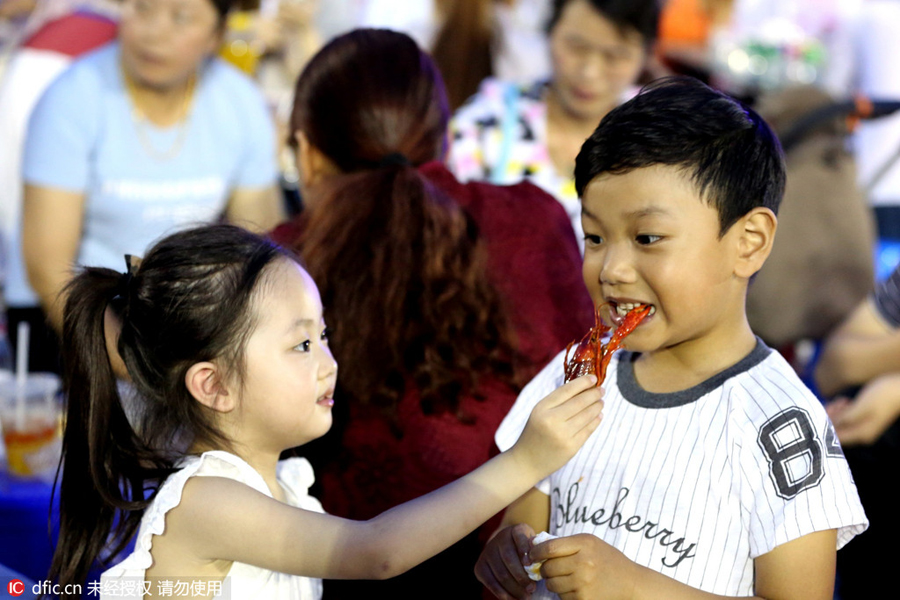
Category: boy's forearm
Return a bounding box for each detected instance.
[498,486,551,532]
[634,530,836,600]
[631,564,762,600]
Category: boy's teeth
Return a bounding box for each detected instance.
[614,302,655,316]
[616,302,638,315]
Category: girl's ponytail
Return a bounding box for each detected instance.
[49,267,171,596]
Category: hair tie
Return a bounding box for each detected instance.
[116,254,142,300]
[377,152,411,168]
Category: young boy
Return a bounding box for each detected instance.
[475,77,868,600]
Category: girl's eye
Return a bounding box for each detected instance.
[636,234,661,245]
[294,340,311,353]
[320,328,330,343]
[584,234,603,247]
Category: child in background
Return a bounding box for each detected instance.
[476,78,867,600]
[448,0,660,250]
[48,224,604,599]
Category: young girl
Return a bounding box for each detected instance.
[49,224,603,599]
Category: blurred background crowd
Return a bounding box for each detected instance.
[0,1,898,599]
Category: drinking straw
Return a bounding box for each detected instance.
[14,321,29,430]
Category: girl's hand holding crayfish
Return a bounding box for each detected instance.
[508,375,604,482]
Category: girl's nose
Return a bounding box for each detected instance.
[318,342,338,379]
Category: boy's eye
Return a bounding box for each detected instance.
[584,234,603,246]
[636,234,661,245]
[294,340,311,353]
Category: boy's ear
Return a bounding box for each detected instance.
[185,361,234,413]
[734,207,778,279]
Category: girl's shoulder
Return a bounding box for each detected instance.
[100,453,244,578]
[102,452,323,579]
[188,451,321,509]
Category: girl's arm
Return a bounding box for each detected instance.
[168,376,603,579]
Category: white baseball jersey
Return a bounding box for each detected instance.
[496,341,868,598]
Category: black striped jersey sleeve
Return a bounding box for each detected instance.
[873,263,900,328]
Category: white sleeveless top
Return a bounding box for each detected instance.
[100,451,324,600]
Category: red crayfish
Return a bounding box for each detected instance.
[563,304,652,385]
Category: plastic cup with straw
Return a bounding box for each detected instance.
[13,321,29,432]
[1,321,62,477]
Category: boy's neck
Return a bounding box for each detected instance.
[631,320,759,394]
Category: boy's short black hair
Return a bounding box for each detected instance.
[575,76,786,236]
[547,0,660,47]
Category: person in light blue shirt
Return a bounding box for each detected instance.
[17,0,282,343]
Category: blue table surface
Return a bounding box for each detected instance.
[0,468,57,587]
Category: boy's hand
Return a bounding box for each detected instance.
[475,524,537,599]
[530,533,640,600]
[511,375,603,481]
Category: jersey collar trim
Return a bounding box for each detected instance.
[617,338,772,409]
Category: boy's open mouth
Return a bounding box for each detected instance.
[611,301,656,319]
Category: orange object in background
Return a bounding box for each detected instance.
[659,0,712,48]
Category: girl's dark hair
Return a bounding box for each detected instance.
[547,0,660,47]
[48,225,291,597]
[289,28,518,426]
[431,0,495,111]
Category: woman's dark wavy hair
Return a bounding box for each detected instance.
[289,28,518,426]
[48,225,291,597]
[575,76,786,235]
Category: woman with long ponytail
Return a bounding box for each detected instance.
[273,28,593,598]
